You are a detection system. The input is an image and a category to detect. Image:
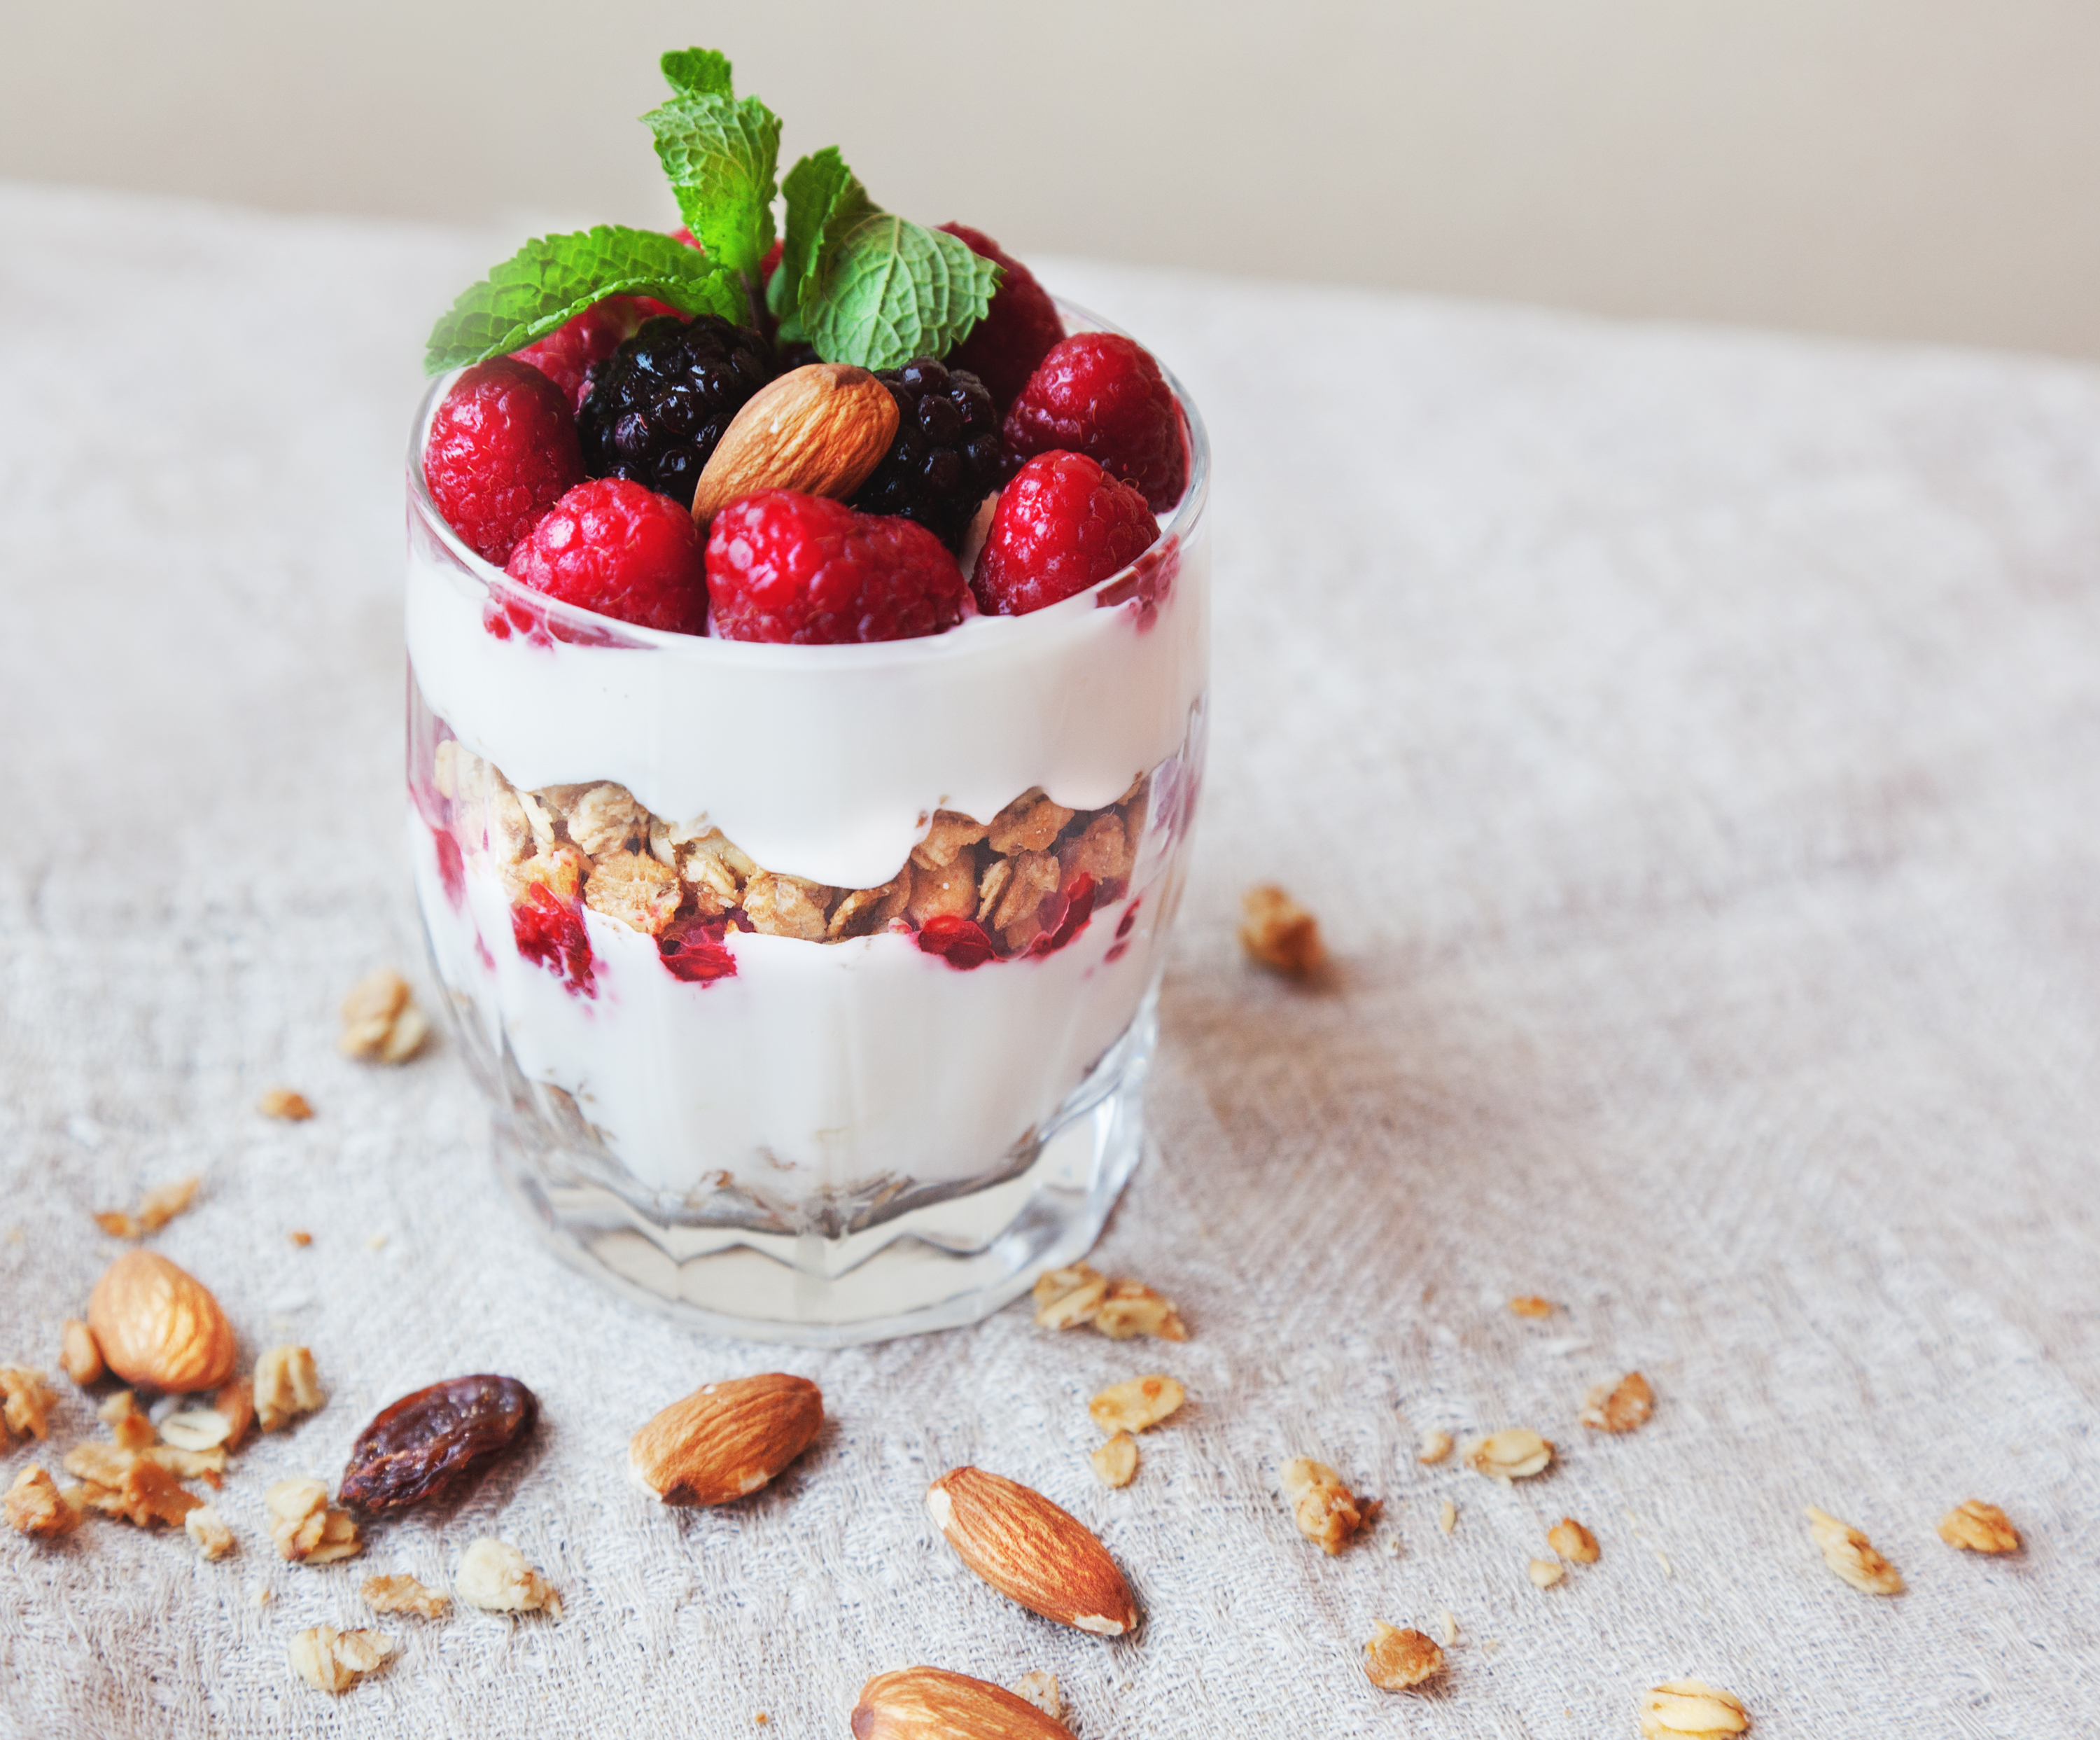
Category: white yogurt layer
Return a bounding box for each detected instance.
[406,522,1208,891]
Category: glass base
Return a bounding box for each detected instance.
[486,994,1157,1346]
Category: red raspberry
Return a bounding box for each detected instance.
[424,358,584,566]
[706,492,970,645]
[972,452,1158,617]
[939,224,1065,409]
[505,478,708,634]
[514,295,678,409]
[1002,333,1187,512]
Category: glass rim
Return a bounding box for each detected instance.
[405,294,1211,667]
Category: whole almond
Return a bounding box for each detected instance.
[925,1466,1139,1636]
[87,1250,237,1393]
[852,1666,1071,1740]
[628,1372,822,1505]
[690,363,898,523]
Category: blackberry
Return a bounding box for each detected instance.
[576,314,774,508]
[849,356,1004,550]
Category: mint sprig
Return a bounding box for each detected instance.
[658,48,732,99]
[775,148,997,370]
[424,48,999,377]
[423,227,741,374]
[643,52,779,288]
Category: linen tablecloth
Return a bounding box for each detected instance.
[4,181,2099,1736]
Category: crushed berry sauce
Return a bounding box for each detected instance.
[512,884,596,996]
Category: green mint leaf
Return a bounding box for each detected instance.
[804,216,997,371]
[776,147,876,320]
[424,226,742,374]
[643,91,780,283]
[777,148,997,370]
[659,47,733,99]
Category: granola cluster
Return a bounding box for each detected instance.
[432,739,1148,971]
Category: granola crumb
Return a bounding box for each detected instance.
[138,1176,200,1232]
[92,1176,202,1241]
[338,969,430,1064]
[1438,1498,1457,1536]
[186,1503,235,1559]
[1805,1505,1903,1595]
[288,1625,395,1694]
[1007,1671,1062,1720]
[0,1365,59,1442]
[1938,1499,2020,1555]
[1438,1609,1458,1646]
[741,871,833,941]
[5,1466,83,1538]
[986,791,1073,856]
[1418,1428,1453,1465]
[1092,1279,1189,1342]
[367,1233,388,1251]
[1091,1431,1140,1489]
[97,1389,139,1427]
[1281,1457,1374,1554]
[1579,1371,1654,1433]
[1548,1517,1600,1563]
[1363,1621,1445,1690]
[214,1379,255,1449]
[1527,1557,1565,1589]
[1462,1428,1555,1482]
[1239,884,1324,975]
[64,1444,202,1528]
[1088,1374,1186,1434]
[583,849,685,936]
[363,1572,453,1620]
[288,1230,312,1247]
[456,1537,561,1619]
[258,1087,314,1121]
[160,1405,238,1454]
[1508,1295,1555,1318]
[254,1345,326,1433]
[1032,1262,1108,1330]
[1639,1679,1751,1737]
[1033,1263,1187,1339]
[59,1319,103,1386]
[267,1477,361,1564]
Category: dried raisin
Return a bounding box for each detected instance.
[339,1374,537,1512]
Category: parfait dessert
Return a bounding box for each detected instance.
[407,47,1208,1342]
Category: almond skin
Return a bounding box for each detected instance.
[86,1250,237,1393]
[690,363,899,524]
[628,1372,822,1505]
[852,1666,1072,1740]
[925,1466,1139,1636]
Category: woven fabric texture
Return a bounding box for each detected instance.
[4,183,2099,1736]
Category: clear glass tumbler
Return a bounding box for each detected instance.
[403,307,1210,1344]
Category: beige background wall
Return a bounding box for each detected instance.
[6,0,2098,359]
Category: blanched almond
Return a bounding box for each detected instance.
[628,1372,822,1505]
[690,363,898,523]
[87,1250,237,1393]
[852,1666,1072,1739]
[926,1466,1139,1636]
